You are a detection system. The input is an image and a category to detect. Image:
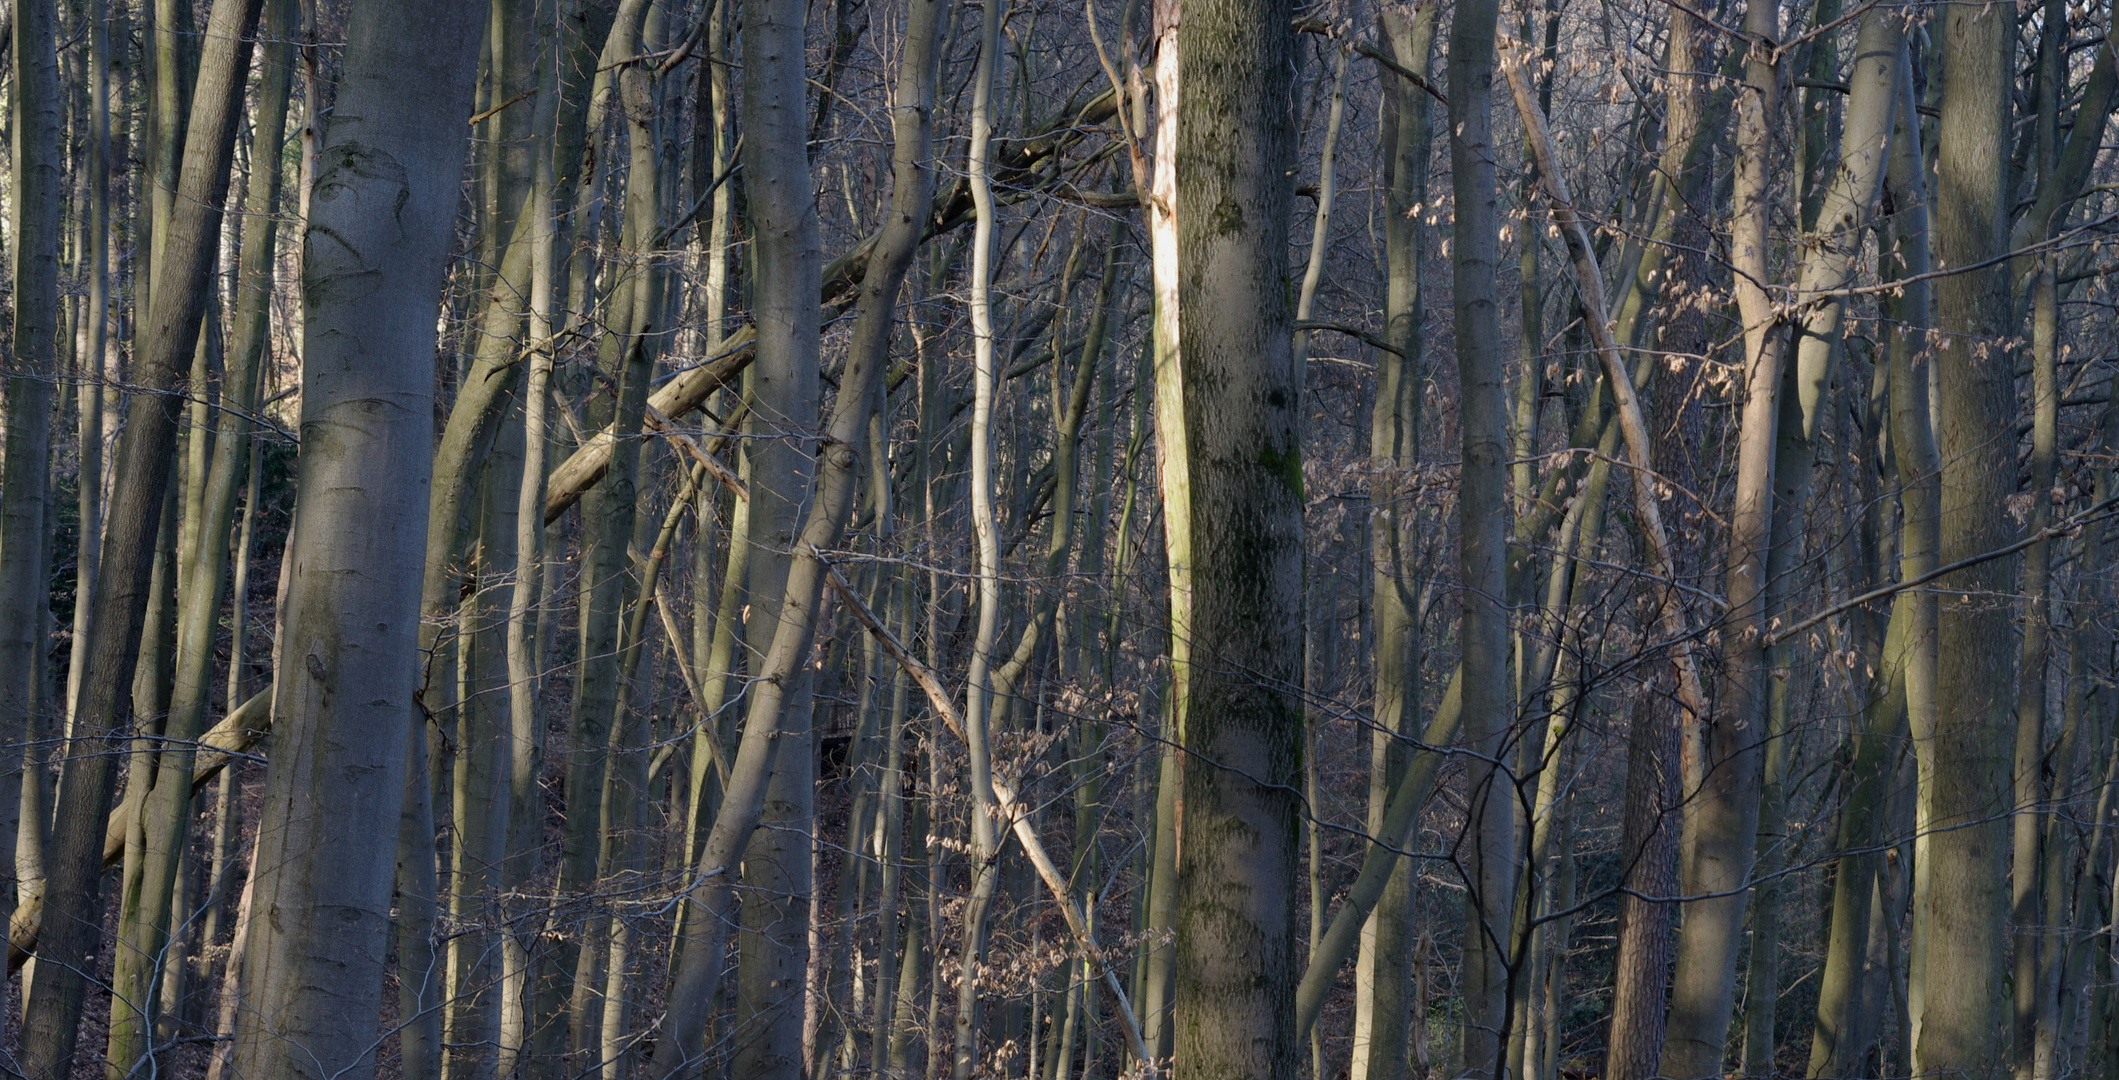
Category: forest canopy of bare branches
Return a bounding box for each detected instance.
[0,0,2114,1077]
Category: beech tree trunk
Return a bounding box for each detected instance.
[1166,0,1304,1078]
[1918,0,2017,1072]
[224,7,486,1077]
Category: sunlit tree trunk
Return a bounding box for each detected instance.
[949,0,1008,1070]
[1166,0,1303,1076]
[1656,0,1782,1066]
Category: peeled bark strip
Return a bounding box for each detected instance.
[225,7,487,1077]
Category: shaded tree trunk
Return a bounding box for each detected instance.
[224,7,487,1077]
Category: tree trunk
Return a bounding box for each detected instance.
[1352,9,1433,1078]
[1918,0,2016,1071]
[1608,683,1681,1080]
[0,0,61,1047]
[1449,0,1518,1069]
[106,3,295,1067]
[1166,0,1303,1077]
[16,0,262,1071]
[950,0,1011,1069]
[225,8,486,1077]
[1656,0,1782,1067]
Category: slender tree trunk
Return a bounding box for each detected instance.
[64,0,111,736]
[559,7,660,1062]
[499,12,561,1074]
[16,0,261,1071]
[1608,680,1681,1080]
[1142,2,1187,1055]
[1353,11,1431,1072]
[1918,0,2016,1071]
[950,0,1009,1070]
[0,0,61,1046]
[106,4,294,1067]
[648,0,890,1057]
[399,698,448,1080]
[225,8,486,1077]
[2010,10,2066,1067]
[1655,0,1782,1067]
[1449,0,1518,1069]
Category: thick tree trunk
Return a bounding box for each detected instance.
[1165,0,1304,1078]
[224,8,486,1078]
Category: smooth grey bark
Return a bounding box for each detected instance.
[63,0,112,734]
[1745,17,1901,1076]
[1876,49,1944,1059]
[105,4,295,1067]
[225,7,487,1078]
[1164,0,1304,1077]
[1654,0,1782,1066]
[2011,6,2067,1071]
[645,0,847,1061]
[561,1,662,1058]
[398,701,448,1080]
[717,0,825,1063]
[443,10,540,1079]
[1917,0,2017,1072]
[950,0,1008,1072]
[499,11,561,1073]
[1351,9,1432,1078]
[1449,0,1516,1069]
[832,0,948,1070]
[0,0,60,1045]
[15,0,261,1072]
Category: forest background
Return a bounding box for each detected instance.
[0,0,2115,1078]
